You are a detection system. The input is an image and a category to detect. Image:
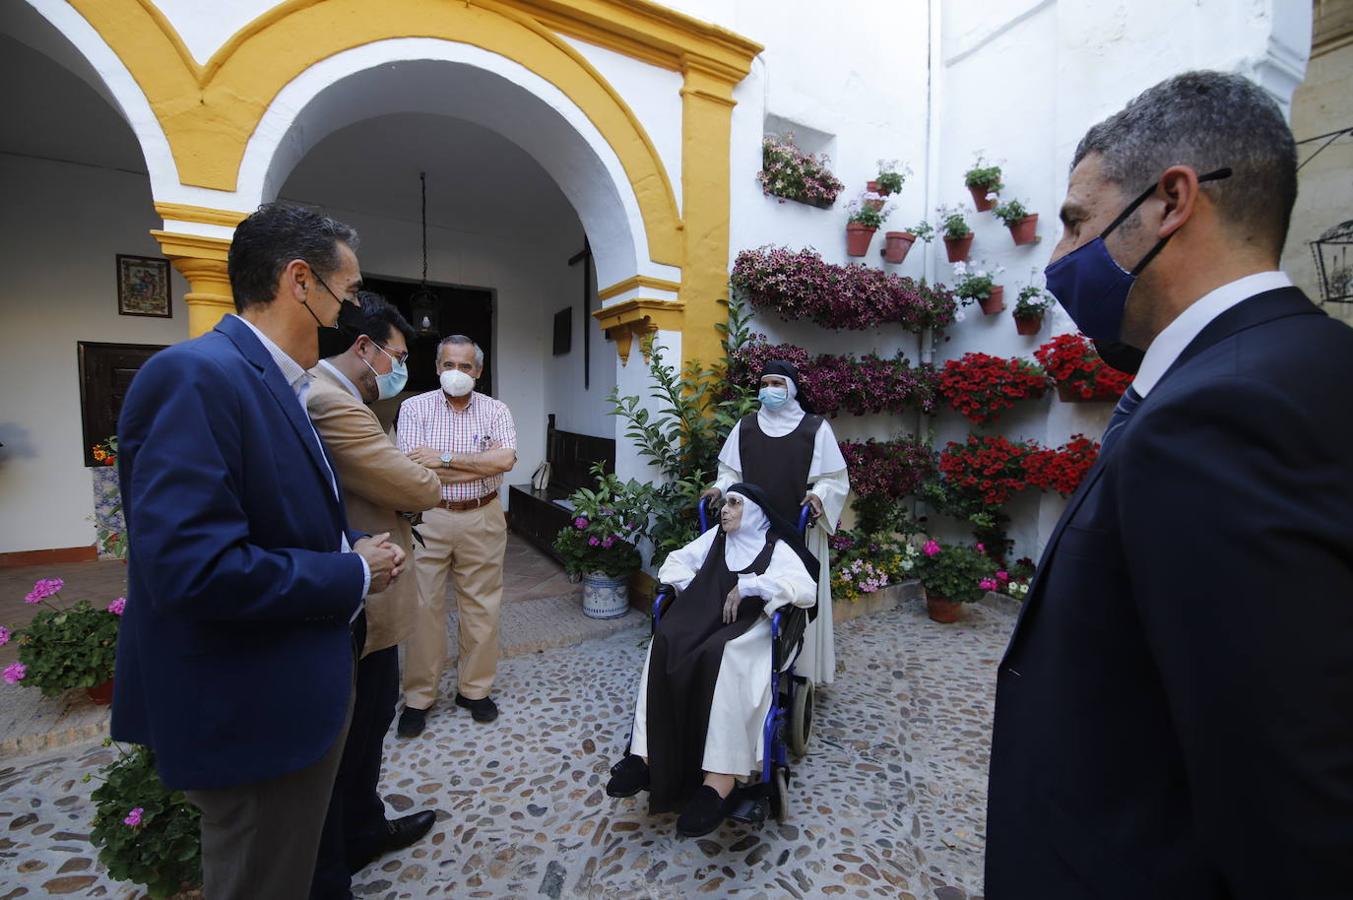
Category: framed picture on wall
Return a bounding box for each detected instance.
[116,254,172,318]
[553,307,572,356]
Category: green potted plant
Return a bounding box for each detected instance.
[89,742,203,898]
[964,154,1004,211]
[882,219,932,265]
[914,539,998,622]
[554,464,654,619]
[1013,281,1054,335]
[3,578,123,704]
[994,198,1039,245]
[846,195,892,257]
[869,159,909,197]
[937,205,974,262]
[952,260,1006,314]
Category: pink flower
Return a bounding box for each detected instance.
[587,536,600,547]
[3,662,26,684]
[24,577,64,604]
[996,570,1010,584]
[922,540,941,557]
[975,543,986,554]
[107,598,127,616]
[123,807,143,827]
[0,626,8,647]
[601,536,616,549]
[979,578,1000,591]
[573,517,588,530]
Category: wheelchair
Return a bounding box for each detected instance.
[647,497,817,825]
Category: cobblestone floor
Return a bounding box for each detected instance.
[0,598,1015,899]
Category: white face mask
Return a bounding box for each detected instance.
[440,369,474,397]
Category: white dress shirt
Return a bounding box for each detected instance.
[232,316,370,603]
[1132,271,1292,397]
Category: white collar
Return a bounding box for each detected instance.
[232,314,311,399]
[1132,271,1292,396]
[317,359,363,402]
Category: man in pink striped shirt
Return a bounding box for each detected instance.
[395,335,518,735]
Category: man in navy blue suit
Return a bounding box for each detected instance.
[986,71,1353,898]
[112,203,405,900]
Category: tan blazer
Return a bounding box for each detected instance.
[307,363,442,656]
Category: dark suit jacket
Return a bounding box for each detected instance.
[986,288,1353,899]
[112,314,366,791]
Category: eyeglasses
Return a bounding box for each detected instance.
[373,341,409,366]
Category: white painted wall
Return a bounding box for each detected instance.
[0,154,188,553]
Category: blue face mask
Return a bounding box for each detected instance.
[1044,167,1231,342]
[362,343,408,400]
[758,386,789,409]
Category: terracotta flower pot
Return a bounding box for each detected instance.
[979,286,1006,315]
[943,234,973,263]
[1008,213,1039,246]
[882,231,916,264]
[968,184,997,212]
[1014,313,1043,335]
[868,179,892,196]
[864,197,886,212]
[926,592,963,623]
[87,679,114,705]
[846,223,877,257]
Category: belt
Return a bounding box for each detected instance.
[438,491,498,512]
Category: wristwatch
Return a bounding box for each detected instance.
[439,452,453,469]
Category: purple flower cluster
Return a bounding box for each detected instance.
[107,597,126,616]
[757,135,845,207]
[730,342,939,417]
[838,437,936,501]
[730,247,959,333]
[24,577,64,605]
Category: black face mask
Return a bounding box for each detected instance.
[303,267,363,334]
[1092,339,1146,376]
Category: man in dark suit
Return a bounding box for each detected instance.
[112,203,404,900]
[986,70,1353,898]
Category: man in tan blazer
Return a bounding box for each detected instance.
[306,293,443,898]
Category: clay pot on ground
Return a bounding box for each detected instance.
[1014,313,1043,335]
[882,231,916,264]
[925,592,963,623]
[968,184,997,211]
[1008,213,1040,246]
[979,286,1006,315]
[846,223,877,257]
[943,234,973,263]
[87,679,114,705]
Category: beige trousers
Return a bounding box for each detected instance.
[403,501,507,707]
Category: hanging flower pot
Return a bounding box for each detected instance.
[1008,214,1040,246]
[846,223,878,257]
[863,196,885,212]
[1014,313,1043,335]
[867,179,887,196]
[925,592,963,623]
[979,286,1006,315]
[87,678,114,706]
[882,231,916,264]
[943,234,974,263]
[968,184,997,212]
[582,572,630,619]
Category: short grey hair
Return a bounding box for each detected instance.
[437,334,484,369]
[1072,70,1297,255]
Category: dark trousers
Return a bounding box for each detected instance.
[309,642,400,899]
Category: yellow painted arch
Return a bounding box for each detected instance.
[66,0,735,268]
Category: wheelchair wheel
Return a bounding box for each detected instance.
[789,679,814,758]
[771,766,791,824]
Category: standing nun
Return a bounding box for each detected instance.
[703,360,849,685]
[606,484,818,837]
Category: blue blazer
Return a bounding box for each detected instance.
[985,288,1353,898]
[112,315,366,791]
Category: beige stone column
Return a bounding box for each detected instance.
[150,231,234,338]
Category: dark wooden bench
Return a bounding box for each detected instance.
[508,415,615,565]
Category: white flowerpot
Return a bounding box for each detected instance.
[582,572,630,619]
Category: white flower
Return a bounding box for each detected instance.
[954,307,968,323]
[985,191,998,201]
[951,260,968,276]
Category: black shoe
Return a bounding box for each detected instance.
[454,693,499,723]
[605,755,650,798]
[396,706,428,738]
[346,810,437,873]
[676,785,731,838]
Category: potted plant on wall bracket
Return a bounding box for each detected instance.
[869,160,910,197]
[554,465,655,619]
[938,205,974,262]
[1013,280,1054,335]
[757,133,845,208]
[964,154,1004,211]
[845,195,892,257]
[994,198,1040,245]
[953,260,1006,314]
[882,220,932,265]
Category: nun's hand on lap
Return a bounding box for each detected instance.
[722,586,740,624]
[802,492,824,520]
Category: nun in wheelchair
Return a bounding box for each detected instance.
[605,482,818,837]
